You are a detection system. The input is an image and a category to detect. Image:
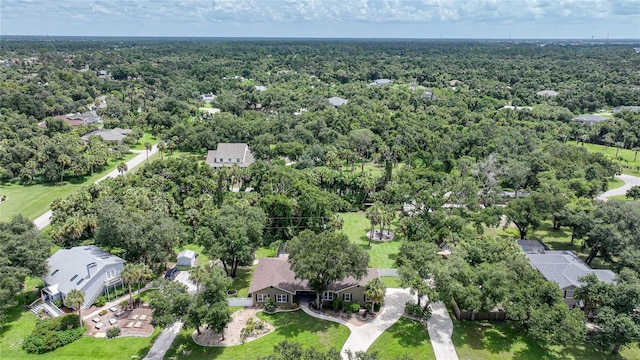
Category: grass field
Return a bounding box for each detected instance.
[339,212,401,269]
[0,292,159,360]
[129,132,158,150]
[0,153,136,222]
[165,310,350,359]
[568,141,640,176]
[452,320,639,360]
[367,317,435,359]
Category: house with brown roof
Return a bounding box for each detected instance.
[248,257,379,306]
[205,143,255,169]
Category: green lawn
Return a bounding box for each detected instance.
[607,194,637,201]
[230,267,255,298]
[339,212,401,269]
[0,292,159,360]
[568,141,640,176]
[165,310,350,359]
[381,277,403,288]
[452,320,639,360]
[255,245,278,259]
[0,153,136,222]
[607,177,625,191]
[129,132,158,150]
[367,317,435,359]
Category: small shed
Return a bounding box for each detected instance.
[177,250,197,267]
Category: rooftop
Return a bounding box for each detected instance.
[572,114,608,124]
[536,90,560,97]
[248,257,378,294]
[205,143,255,168]
[327,96,348,106]
[524,249,616,289]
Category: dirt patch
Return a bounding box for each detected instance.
[193,308,275,346]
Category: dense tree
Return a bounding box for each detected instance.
[504,197,543,239]
[626,185,640,201]
[364,277,386,313]
[196,204,266,278]
[287,230,369,309]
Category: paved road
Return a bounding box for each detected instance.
[597,174,640,201]
[426,302,459,360]
[143,321,183,360]
[33,145,158,230]
[142,273,195,360]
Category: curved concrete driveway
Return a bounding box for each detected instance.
[33,145,158,230]
[301,288,415,359]
[597,174,640,201]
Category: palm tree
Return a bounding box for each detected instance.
[158,141,166,160]
[121,263,137,310]
[117,162,128,175]
[144,142,152,163]
[65,289,85,327]
[365,204,381,246]
[364,278,386,313]
[189,265,207,293]
[57,154,71,184]
[136,263,153,304]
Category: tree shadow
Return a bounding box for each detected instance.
[0,291,39,337]
[386,318,429,348]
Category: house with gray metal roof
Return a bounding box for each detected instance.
[369,79,392,86]
[42,245,125,310]
[572,114,609,125]
[519,240,616,308]
[612,106,640,114]
[81,128,132,144]
[205,143,255,169]
[536,90,560,97]
[327,96,348,107]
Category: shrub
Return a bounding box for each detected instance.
[119,300,128,308]
[22,315,84,354]
[54,299,62,308]
[347,303,360,313]
[106,327,121,339]
[373,303,380,312]
[263,297,277,313]
[98,309,107,316]
[332,297,344,311]
[291,303,298,309]
[95,296,107,307]
[404,302,431,321]
[365,303,372,312]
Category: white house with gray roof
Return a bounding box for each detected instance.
[369,79,392,86]
[205,143,255,169]
[519,240,616,308]
[42,245,125,309]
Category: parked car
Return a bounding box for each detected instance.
[165,267,180,280]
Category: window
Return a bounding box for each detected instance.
[322,291,335,301]
[365,294,372,302]
[50,269,59,276]
[106,269,116,279]
[343,293,352,302]
[276,294,288,303]
[76,278,84,286]
[228,158,232,163]
[564,290,574,299]
[70,274,78,281]
[219,158,224,163]
[256,294,269,302]
[236,158,241,163]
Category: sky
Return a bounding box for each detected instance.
[1,0,639,39]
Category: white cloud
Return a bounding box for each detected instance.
[1,0,638,38]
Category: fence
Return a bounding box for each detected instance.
[228,297,253,307]
[377,268,399,277]
[451,299,506,321]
